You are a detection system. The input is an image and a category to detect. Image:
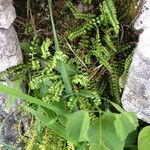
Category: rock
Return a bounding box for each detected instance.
[0,0,22,73]
[0,26,22,72]
[0,91,23,149]
[0,0,24,149]
[0,0,12,11]
[122,0,150,123]
[0,4,16,29]
[0,81,30,150]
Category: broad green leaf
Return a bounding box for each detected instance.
[109,101,138,141]
[138,126,150,150]
[101,111,124,150]
[88,120,101,148]
[114,113,138,141]
[125,130,138,146]
[88,119,110,150]
[66,110,90,142]
[110,101,138,127]
[90,142,110,150]
[0,84,68,117]
[124,145,137,150]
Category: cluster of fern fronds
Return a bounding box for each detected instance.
[1,0,137,149]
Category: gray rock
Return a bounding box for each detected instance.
[0,26,23,72]
[0,4,16,29]
[122,0,150,123]
[0,0,12,11]
[0,80,30,150]
[122,49,150,123]
[0,0,22,73]
[0,91,23,149]
[0,0,25,149]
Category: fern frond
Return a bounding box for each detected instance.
[81,0,93,4]
[1,63,29,81]
[98,55,113,73]
[68,16,101,40]
[110,62,121,104]
[43,51,68,74]
[67,1,95,20]
[91,48,112,73]
[43,80,64,103]
[117,44,133,53]
[124,51,134,74]
[68,28,87,41]
[72,74,89,87]
[41,38,52,59]
[101,0,119,35]
[103,33,116,52]
[119,50,134,88]
[79,35,90,49]
[29,74,60,90]
[92,38,111,58]
[67,1,79,15]
[99,78,107,96]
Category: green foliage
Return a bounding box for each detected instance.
[67,1,95,20]
[81,0,93,4]
[0,0,141,149]
[119,50,134,88]
[66,1,79,15]
[48,0,73,95]
[66,110,90,142]
[0,84,139,149]
[101,111,124,150]
[101,0,119,35]
[41,38,52,59]
[138,126,150,150]
[5,78,23,110]
[0,141,17,150]
[68,0,119,40]
[88,102,138,150]
[68,16,102,40]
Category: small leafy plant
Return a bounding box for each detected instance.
[0,0,147,149]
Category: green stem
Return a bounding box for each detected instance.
[48,0,73,95]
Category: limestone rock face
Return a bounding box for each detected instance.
[0,0,12,10]
[0,26,22,72]
[0,90,23,148]
[122,0,150,123]
[0,0,24,149]
[0,4,16,29]
[0,0,22,73]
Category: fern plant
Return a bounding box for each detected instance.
[0,0,140,149]
[67,0,119,40]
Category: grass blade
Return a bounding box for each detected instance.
[0,84,68,117]
[24,106,79,146]
[48,0,73,95]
